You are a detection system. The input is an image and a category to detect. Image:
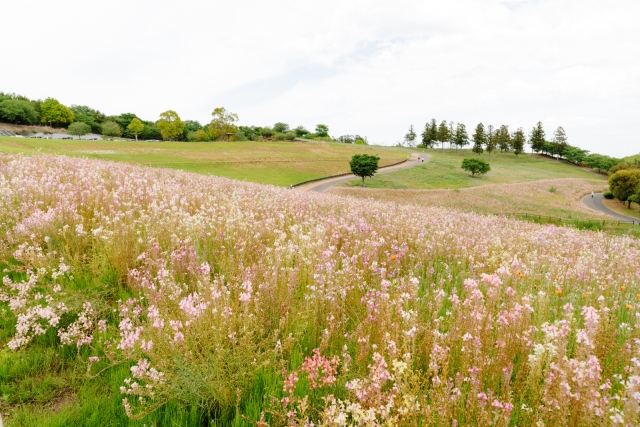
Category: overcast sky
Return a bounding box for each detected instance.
[2,0,638,157]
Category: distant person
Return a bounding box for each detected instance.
[591,191,594,198]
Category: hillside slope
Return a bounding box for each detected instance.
[0,136,409,186]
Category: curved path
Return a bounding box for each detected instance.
[582,193,640,223]
[296,153,428,193]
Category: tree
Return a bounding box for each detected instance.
[462,158,491,176]
[67,122,91,139]
[349,154,380,187]
[156,110,185,141]
[421,119,438,149]
[315,124,329,137]
[209,107,239,141]
[529,121,545,153]
[40,97,74,127]
[293,126,309,137]
[485,124,496,160]
[190,129,209,142]
[355,138,368,145]
[496,125,511,152]
[609,169,640,207]
[454,123,469,151]
[273,122,289,133]
[448,121,455,151]
[0,99,39,124]
[552,126,568,160]
[472,123,486,155]
[127,118,145,141]
[437,120,451,153]
[404,125,417,147]
[511,128,525,156]
[584,154,620,173]
[562,145,590,165]
[101,121,122,140]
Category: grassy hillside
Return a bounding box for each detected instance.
[0,136,409,187]
[345,149,606,189]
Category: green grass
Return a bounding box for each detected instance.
[0,137,409,187]
[344,149,606,189]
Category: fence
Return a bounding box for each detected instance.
[507,212,640,226]
[292,158,409,188]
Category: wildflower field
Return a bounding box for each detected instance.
[1,153,640,426]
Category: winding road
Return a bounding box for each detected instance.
[582,193,640,223]
[296,153,428,193]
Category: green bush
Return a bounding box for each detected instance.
[603,191,614,199]
[274,132,286,141]
[461,158,491,176]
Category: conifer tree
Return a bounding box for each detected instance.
[472,123,486,155]
[512,128,525,156]
[529,121,545,153]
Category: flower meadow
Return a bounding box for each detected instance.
[1,153,640,426]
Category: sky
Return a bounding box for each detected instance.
[2,0,639,157]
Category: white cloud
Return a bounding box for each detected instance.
[2,0,638,156]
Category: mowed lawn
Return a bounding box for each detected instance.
[344,148,606,189]
[0,136,409,187]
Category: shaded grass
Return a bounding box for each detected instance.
[344,149,606,189]
[0,137,409,187]
[602,198,640,220]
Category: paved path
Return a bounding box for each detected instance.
[295,153,428,193]
[582,193,640,223]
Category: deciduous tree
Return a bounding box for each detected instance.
[101,121,122,140]
[273,122,289,133]
[127,118,145,141]
[67,122,91,139]
[315,124,329,137]
[40,97,74,127]
[209,107,238,141]
[0,99,39,124]
[349,154,380,187]
[462,158,491,176]
[609,169,640,207]
[157,110,186,141]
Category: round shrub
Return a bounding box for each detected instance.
[603,190,614,199]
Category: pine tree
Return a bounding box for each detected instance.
[553,126,568,160]
[448,121,455,152]
[472,123,486,155]
[497,125,511,152]
[421,119,438,148]
[437,120,451,153]
[529,121,545,153]
[454,123,469,151]
[486,125,496,160]
[512,128,525,156]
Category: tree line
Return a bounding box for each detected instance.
[403,119,621,173]
[0,92,335,143]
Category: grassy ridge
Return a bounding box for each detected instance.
[345,149,605,189]
[0,136,409,187]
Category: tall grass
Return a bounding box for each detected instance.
[1,153,640,426]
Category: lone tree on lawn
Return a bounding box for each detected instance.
[350,154,380,187]
[67,122,91,140]
[127,117,145,141]
[462,158,491,176]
